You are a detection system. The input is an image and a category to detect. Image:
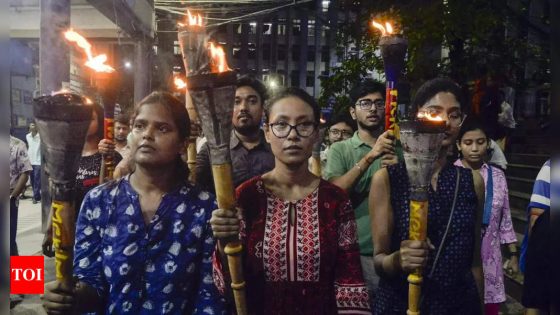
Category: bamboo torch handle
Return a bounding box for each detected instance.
[51,200,76,291]
[211,164,247,315]
[407,199,428,315]
[100,117,115,183]
[187,143,197,182]
[185,89,199,183]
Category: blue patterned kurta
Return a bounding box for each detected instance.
[73,175,226,315]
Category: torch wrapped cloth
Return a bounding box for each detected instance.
[379,35,408,133]
[399,120,445,315]
[188,71,247,315]
[178,21,208,182]
[33,93,92,290]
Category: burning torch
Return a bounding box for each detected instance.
[34,92,92,291]
[177,11,205,183]
[399,114,446,315]
[64,29,117,184]
[173,72,198,182]
[372,20,408,134]
[178,10,247,315]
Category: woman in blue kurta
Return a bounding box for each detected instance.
[43,92,226,315]
[369,78,486,314]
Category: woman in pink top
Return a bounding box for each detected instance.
[454,118,518,315]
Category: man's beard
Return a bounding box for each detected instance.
[234,123,261,136]
[357,119,382,133]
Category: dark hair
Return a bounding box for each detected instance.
[328,112,356,131]
[133,91,190,178]
[457,117,489,142]
[92,103,105,140]
[264,87,320,124]
[412,77,465,110]
[237,75,268,105]
[456,117,493,157]
[115,113,130,125]
[349,79,385,106]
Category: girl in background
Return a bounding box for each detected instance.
[454,117,518,315]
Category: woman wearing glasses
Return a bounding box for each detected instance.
[369,78,486,314]
[211,87,371,314]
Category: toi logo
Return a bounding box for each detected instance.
[10,256,45,294]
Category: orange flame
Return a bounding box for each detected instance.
[64,29,115,73]
[174,77,187,90]
[208,42,230,73]
[178,9,203,27]
[50,88,71,96]
[371,19,394,36]
[84,97,93,105]
[417,111,444,121]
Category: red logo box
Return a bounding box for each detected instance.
[10,256,44,294]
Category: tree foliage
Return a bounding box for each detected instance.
[319,0,550,112]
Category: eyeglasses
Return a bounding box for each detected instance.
[329,129,353,138]
[268,121,317,138]
[356,99,385,111]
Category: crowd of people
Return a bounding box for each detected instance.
[8,75,551,314]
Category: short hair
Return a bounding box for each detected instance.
[457,116,493,157]
[264,87,320,124]
[115,113,130,125]
[412,77,465,111]
[328,112,356,131]
[236,75,268,104]
[349,79,385,106]
[457,117,489,142]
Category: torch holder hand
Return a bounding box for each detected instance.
[187,71,247,315]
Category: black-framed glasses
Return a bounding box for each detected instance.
[329,128,353,138]
[268,121,317,138]
[356,99,385,111]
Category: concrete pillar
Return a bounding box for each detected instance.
[39,0,70,95]
[134,41,151,104]
[39,0,71,232]
[299,13,308,90]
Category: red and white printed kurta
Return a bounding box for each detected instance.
[213,177,371,314]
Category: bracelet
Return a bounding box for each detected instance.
[355,162,364,172]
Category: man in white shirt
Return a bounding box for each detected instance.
[26,122,41,203]
[488,139,508,170]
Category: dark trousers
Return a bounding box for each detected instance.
[30,165,41,201]
[10,197,19,256]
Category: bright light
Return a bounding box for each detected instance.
[124,61,132,69]
[268,79,278,89]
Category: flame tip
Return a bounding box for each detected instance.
[64,29,115,72]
